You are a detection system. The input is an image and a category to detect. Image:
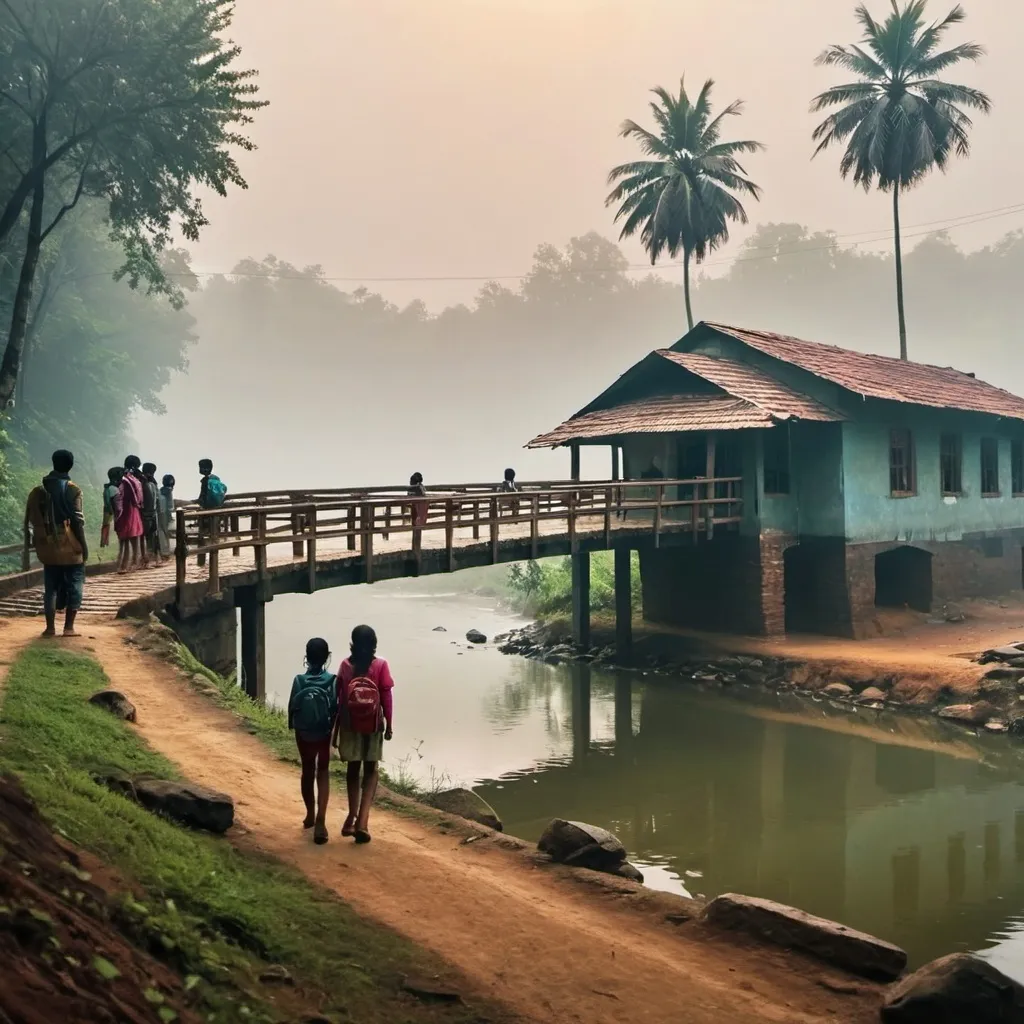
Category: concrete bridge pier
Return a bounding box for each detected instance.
[236,583,272,703]
[571,551,590,648]
[614,545,633,659]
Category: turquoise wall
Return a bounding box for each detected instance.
[841,406,1024,542]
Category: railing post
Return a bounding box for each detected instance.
[654,483,663,549]
[412,502,423,575]
[445,499,455,573]
[384,501,391,542]
[175,509,187,594]
[705,503,714,543]
[347,505,356,551]
[568,491,577,554]
[231,513,240,557]
[291,494,304,558]
[362,502,374,584]
[604,487,612,548]
[306,503,317,593]
[489,496,499,563]
[207,513,220,595]
[255,498,267,580]
[473,500,480,541]
[530,492,539,561]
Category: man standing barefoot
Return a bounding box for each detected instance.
[24,449,88,637]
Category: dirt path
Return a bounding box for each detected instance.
[0,616,883,1024]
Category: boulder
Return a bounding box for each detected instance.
[427,788,503,832]
[856,686,888,704]
[465,629,487,644]
[984,667,1024,682]
[881,952,1024,1022]
[985,721,1009,733]
[88,690,136,722]
[538,819,627,872]
[701,893,907,981]
[936,702,998,725]
[942,602,967,623]
[613,861,645,884]
[134,778,234,834]
[823,683,853,698]
[91,767,137,801]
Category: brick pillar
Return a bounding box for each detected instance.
[759,534,790,636]
[845,543,878,639]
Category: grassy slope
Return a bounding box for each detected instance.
[0,643,512,1024]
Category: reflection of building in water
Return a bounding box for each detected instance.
[479,675,1024,965]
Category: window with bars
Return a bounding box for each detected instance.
[939,434,962,496]
[1013,440,1024,495]
[763,428,791,495]
[981,437,1000,496]
[889,429,915,496]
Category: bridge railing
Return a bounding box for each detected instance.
[175,477,743,596]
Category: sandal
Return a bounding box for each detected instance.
[313,823,329,845]
[341,815,356,838]
[354,829,371,845]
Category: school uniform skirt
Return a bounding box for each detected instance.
[336,728,384,763]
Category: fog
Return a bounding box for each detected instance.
[131,0,1024,494]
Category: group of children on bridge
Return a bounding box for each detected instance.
[287,626,394,845]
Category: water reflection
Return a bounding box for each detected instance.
[476,671,1024,974]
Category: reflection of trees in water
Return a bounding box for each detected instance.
[482,659,566,736]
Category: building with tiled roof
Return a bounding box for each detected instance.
[528,321,1024,639]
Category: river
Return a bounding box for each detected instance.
[262,579,1024,979]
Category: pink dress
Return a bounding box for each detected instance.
[115,474,144,540]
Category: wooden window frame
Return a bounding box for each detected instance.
[1013,439,1024,497]
[939,433,962,497]
[889,428,916,498]
[981,437,1001,498]
[763,427,791,497]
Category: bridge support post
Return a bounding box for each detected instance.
[571,549,590,649]
[571,663,591,762]
[614,545,632,659]
[238,588,267,703]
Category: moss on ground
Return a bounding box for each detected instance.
[0,643,516,1024]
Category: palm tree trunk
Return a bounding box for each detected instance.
[893,185,908,361]
[683,249,694,331]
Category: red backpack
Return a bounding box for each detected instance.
[344,671,382,735]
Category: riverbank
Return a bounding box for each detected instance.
[0,614,893,1023]
[496,595,1024,732]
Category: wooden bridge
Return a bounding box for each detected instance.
[0,476,742,700]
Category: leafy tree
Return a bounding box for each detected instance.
[811,0,990,360]
[605,78,764,330]
[0,0,264,410]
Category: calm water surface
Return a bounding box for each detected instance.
[263,580,1024,977]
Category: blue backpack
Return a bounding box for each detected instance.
[204,474,227,508]
[290,673,336,737]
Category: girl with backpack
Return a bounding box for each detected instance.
[333,624,394,844]
[287,637,337,845]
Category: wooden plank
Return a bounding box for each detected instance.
[255,504,267,580]
[568,492,577,553]
[473,500,480,540]
[291,495,303,558]
[611,444,620,482]
[306,504,317,593]
[445,500,455,573]
[347,505,356,551]
[362,502,374,584]
[231,514,240,557]
[603,487,612,548]
[489,496,499,563]
[175,509,187,594]
[208,515,220,595]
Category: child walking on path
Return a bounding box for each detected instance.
[287,638,336,845]
[333,625,393,844]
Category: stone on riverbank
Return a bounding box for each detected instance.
[936,702,998,725]
[856,687,888,704]
[134,778,234,834]
[823,683,853,698]
[427,788,503,832]
[88,690,137,722]
[701,893,907,981]
[538,819,627,872]
[881,952,1024,1022]
[466,629,487,644]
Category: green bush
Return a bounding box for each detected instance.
[507,551,641,618]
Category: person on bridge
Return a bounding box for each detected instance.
[408,472,428,529]
[288,637,337,845]
[100,467,123,549]
[158,474,176,555]
[500,467,521,516]
[197,459,227,568]
[333,624,394,844]
[115,456,145,574]
[141,463,163,567]
[24,449,88,637]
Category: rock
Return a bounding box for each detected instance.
[259,965,294,986]
[432,626,447,632]
[134,778,234,834]
[737,669,768,686]
[936,702,998,725]
[981,643,1024,664]
[984,721,1008,733]
[701,894,906,982]
[465,629,487,644]
[881,952,1024,1022]
[856,686,888,704]
[88,690,137,722]
[823,683,853,698]
[538,819,627,872]
[91,767,137,801]
[427,788,503,832]
[613,861,645,884]
[984,667,1024,681]
[942,602,967,623]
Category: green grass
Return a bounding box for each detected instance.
[0,643,513,1024]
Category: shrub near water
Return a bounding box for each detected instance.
[506,552,642,619]
[0,643,512,1024]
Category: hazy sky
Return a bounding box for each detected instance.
[190,0,1021,309]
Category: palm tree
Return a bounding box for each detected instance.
[606,78,763,330]
[811,1,990,360]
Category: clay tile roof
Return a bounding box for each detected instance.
[656,350,843,422]
[526,394,775,448]
[702,322,1024,421]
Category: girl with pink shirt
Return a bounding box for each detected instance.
[332,624,393,843]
